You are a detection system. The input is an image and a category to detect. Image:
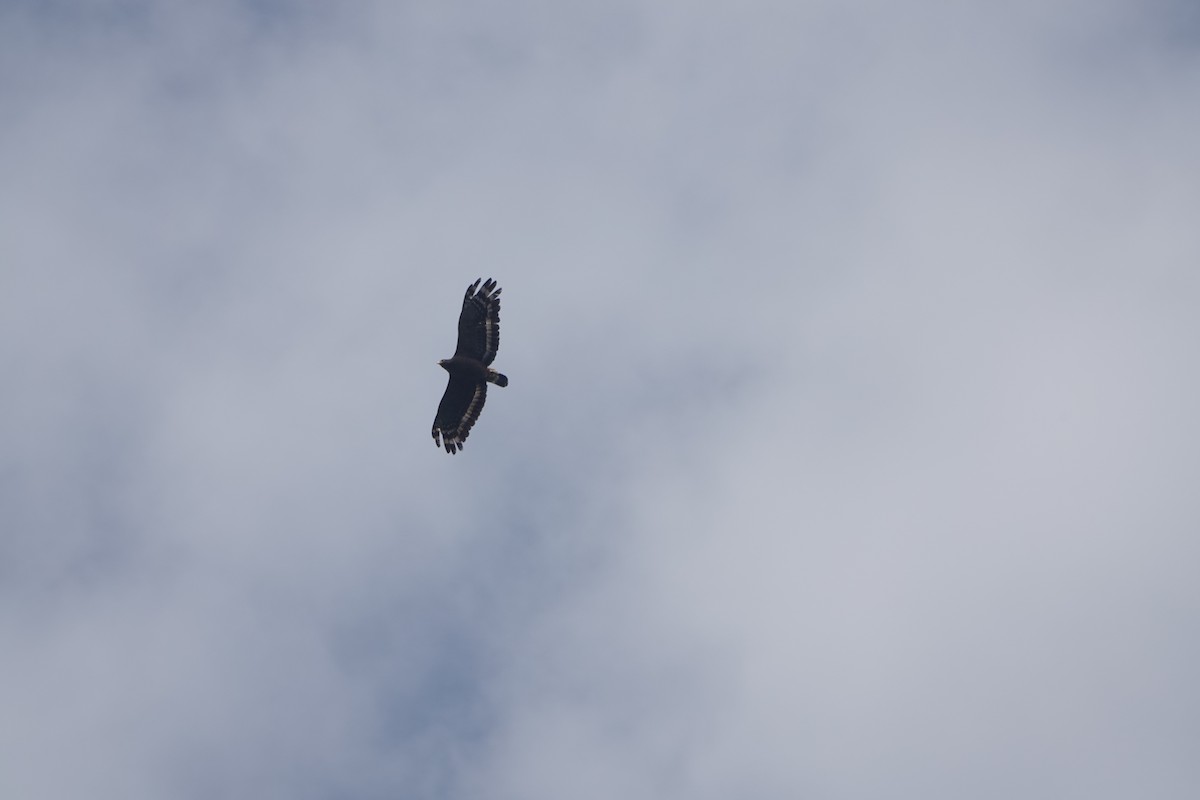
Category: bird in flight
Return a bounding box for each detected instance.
[432,278,508,453]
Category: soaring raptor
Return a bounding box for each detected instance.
[432,278,508,453]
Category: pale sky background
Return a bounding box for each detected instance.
[2,1,1199,798]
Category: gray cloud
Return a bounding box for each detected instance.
[2,1,1198,798]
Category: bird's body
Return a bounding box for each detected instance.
[432,279,507,453]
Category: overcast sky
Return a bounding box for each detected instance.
[2,1,1199,798]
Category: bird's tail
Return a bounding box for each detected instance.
[488,370,509,387]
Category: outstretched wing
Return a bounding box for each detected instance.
[454,278,502,366]
[431,374,488,454]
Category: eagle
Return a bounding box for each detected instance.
[432,278,508,453]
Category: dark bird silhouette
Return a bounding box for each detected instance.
[432,278,508,453]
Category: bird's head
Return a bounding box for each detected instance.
[437,359,449,371]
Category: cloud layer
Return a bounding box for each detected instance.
[3,1,1198,798]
